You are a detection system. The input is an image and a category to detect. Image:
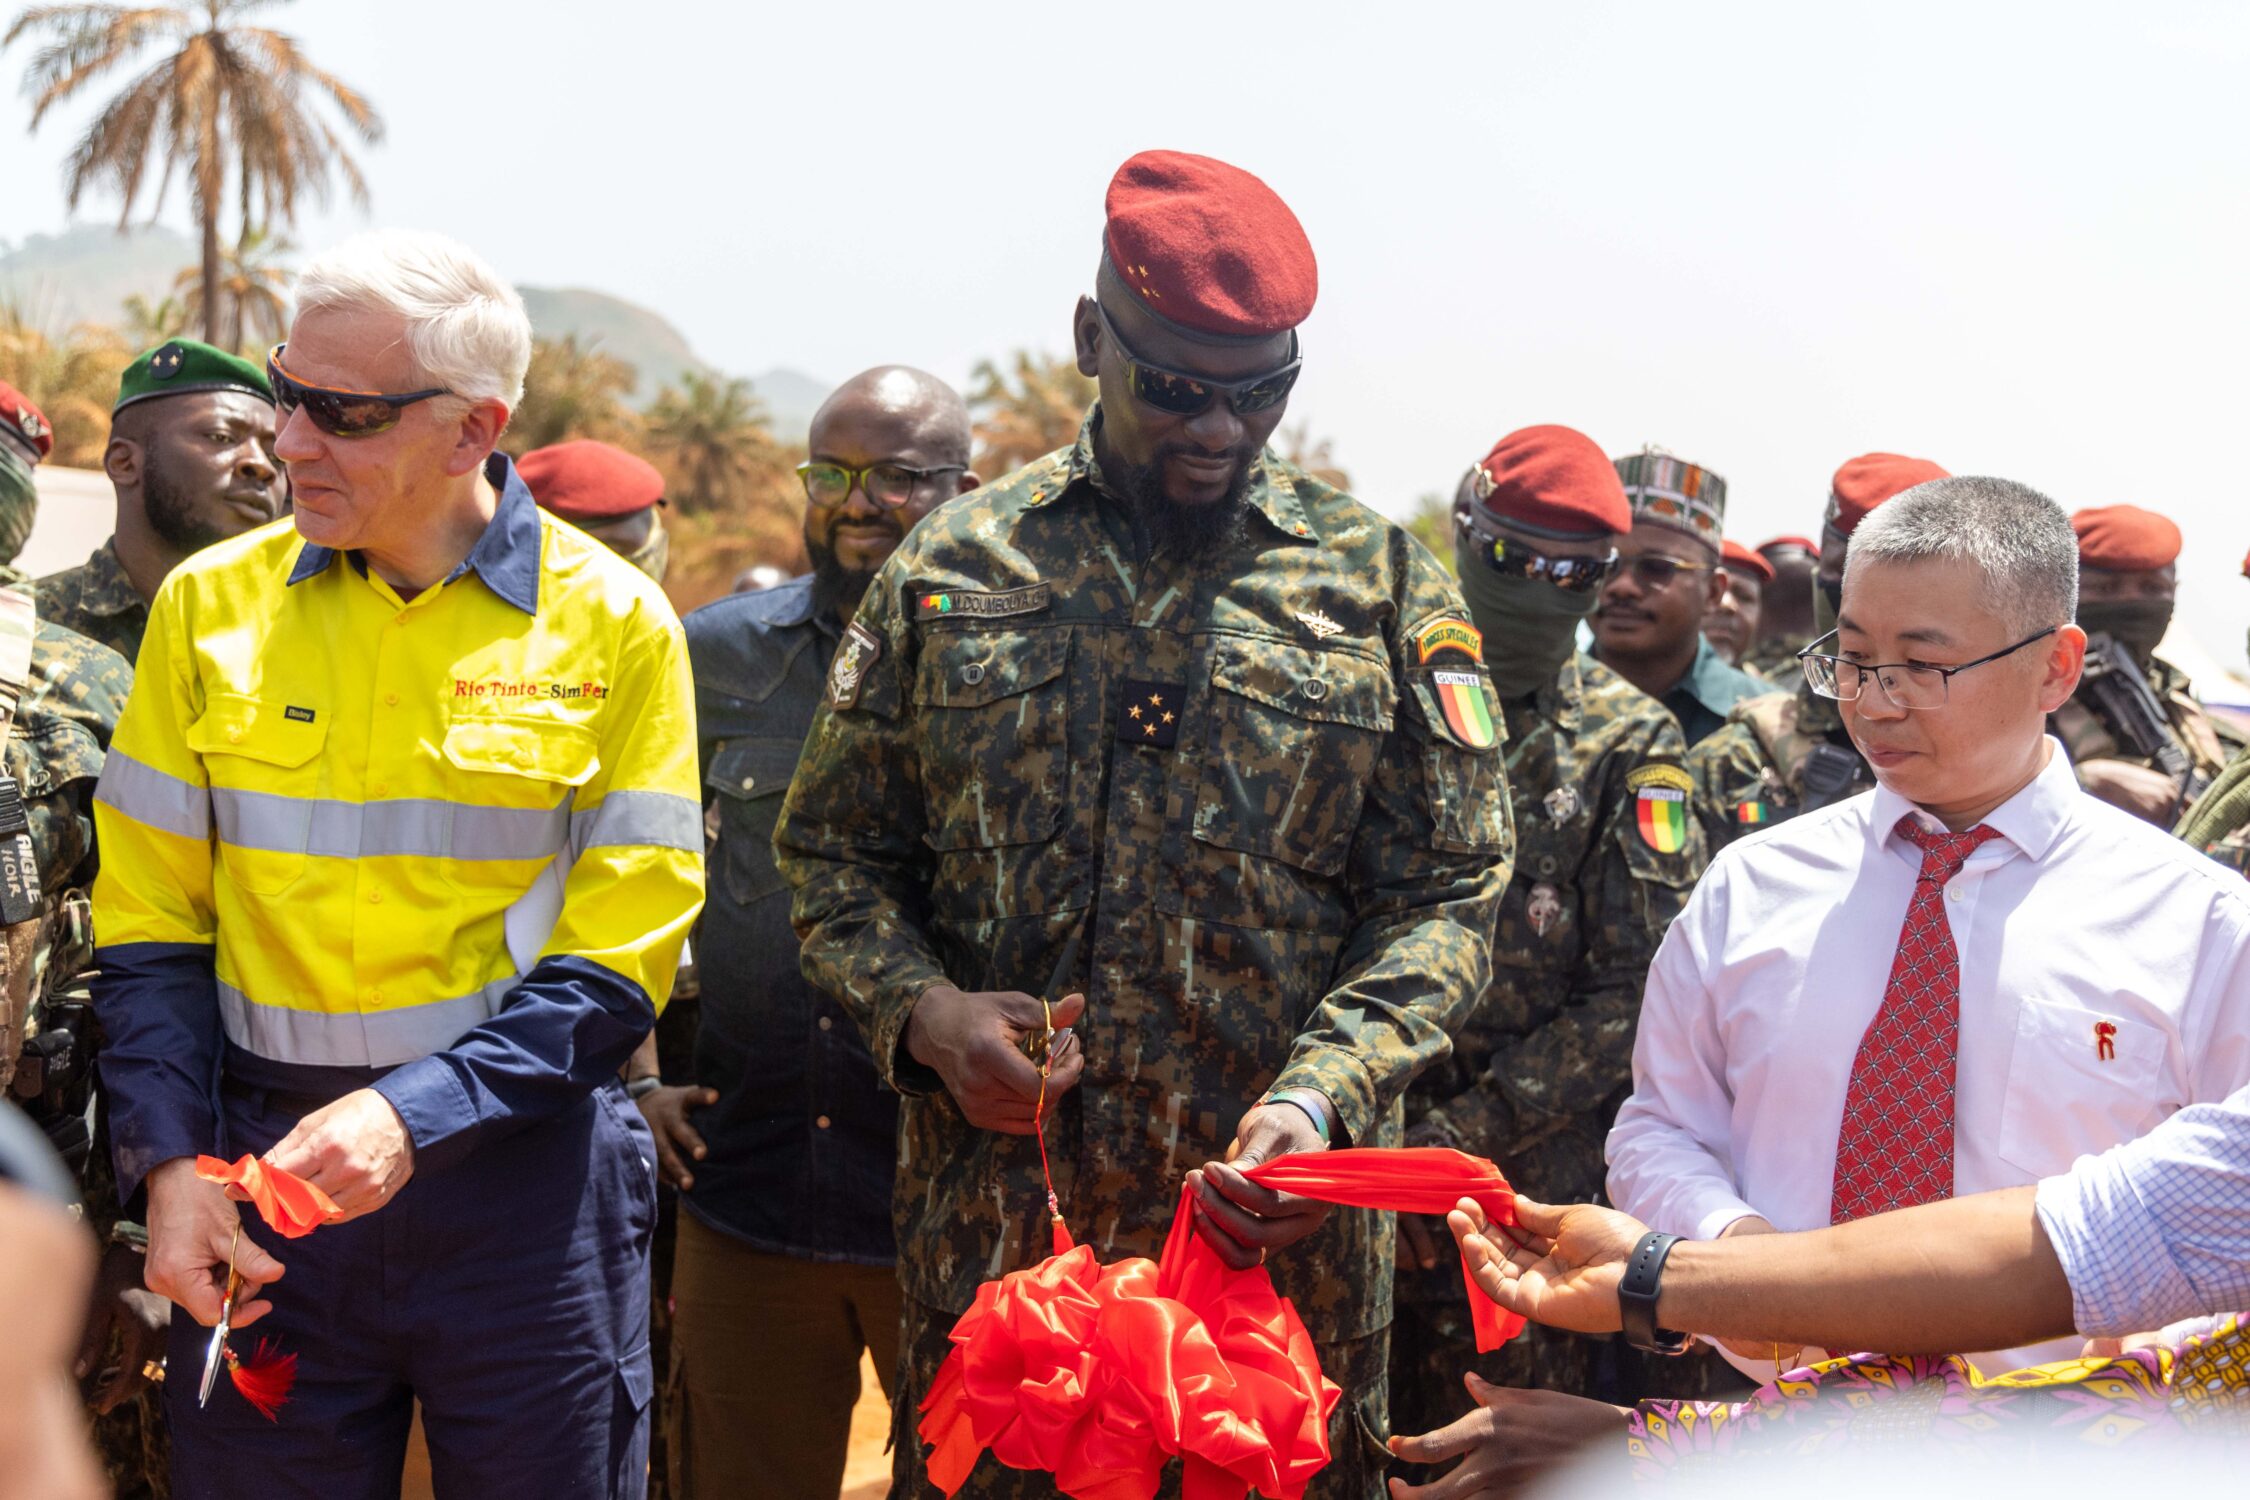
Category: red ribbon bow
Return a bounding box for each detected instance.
[919,1146,1522,1499]
[194,1154,342,1239]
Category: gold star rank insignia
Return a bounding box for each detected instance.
[1118,680,1181,749]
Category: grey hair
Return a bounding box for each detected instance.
[294,230,532,409]
[1844,476,2078,634]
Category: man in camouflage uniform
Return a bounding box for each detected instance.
[1687,454,1948,848]
[36,339,283,664]
[1389,427,1712,1449]
[1740,536,1818,683]
[1588,449,1767,747]
[0,382,164,1497]
[775,151,1511,1499]
[2054,504,2242,826]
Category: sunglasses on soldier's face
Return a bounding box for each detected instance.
[1458,515,1620,593]
[1092,303,1302,417]
[266,344,452,438]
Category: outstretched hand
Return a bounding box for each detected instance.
[1386,1371,1629,1497]
[1447,1194,1645,1336]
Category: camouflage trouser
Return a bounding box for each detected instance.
[891,1296,1394,1499]
[1388,1289,1752,1455]
[90,1388,170,1499]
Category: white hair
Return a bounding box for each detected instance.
[294,230,532,409]
[1846,475,2079,634]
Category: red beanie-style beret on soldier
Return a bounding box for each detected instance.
[1824,453,1949,538]
[517,440,665,521]
[1721,539,1775,582]
[1468,424,1631,537]
[0,381,53,463]
[1757,534,1819,559]
[1104,150,1318,341]
[2072,505,2182,572]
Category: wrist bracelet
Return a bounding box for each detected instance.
[625,1076,663,1101]
[1260,1087,1334,1147]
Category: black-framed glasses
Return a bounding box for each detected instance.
[1798,626,2060,710]
[266,344,450,438]
[795,460,965,510]
[1457,515,1619,594]
[1091,301,1302,417]
[1619,555,1715,591]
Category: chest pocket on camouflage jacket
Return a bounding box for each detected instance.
[1192,636,1395,877]
[914,628,1073,851]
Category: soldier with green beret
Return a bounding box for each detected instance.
[36,340,284,665]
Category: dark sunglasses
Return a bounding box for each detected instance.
[796,460,965,509]
[266,344,451,438]
[1618,555,1716,590]
[1092,302,1302,417]
[1459,517,1620,594]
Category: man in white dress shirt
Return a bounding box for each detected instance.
[1607,476,2250,1378]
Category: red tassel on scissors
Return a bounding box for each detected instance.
[225,1339,298,1422]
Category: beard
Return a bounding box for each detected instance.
[143,454,236,557]
[1109,446,1256,560]
[808,526,898,624]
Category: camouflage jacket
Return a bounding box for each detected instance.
[775,412,1513,1343]
[36,536,149,667]
[1740,633,1809,687]
[1404,653,1703,1216]
[1685,679,1871,850]
[2053,653,2242,786]
[2178,742,2250,877]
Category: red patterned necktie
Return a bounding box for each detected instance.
[1829,816,2002,1224]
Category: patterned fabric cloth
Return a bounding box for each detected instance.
[1830,820,1999,1222]
[1627,1315,2250,1473]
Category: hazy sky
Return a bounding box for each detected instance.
[8,2,2250,665]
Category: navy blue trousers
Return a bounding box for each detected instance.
[165,1080,657,1500]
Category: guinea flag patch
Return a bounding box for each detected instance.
[1628,763,1694,853]
[1735,800,1772,826]
[1429,669,1497,749]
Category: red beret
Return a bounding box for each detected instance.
[1721,539,1775,582]
[517,440,664,521]
[0,381,52,463]
[1825,453,1949,538]
[2072,505,2181,572]
[1104,150,1317,340]
[1757,534,1819,558]
[1469,425,1631,536]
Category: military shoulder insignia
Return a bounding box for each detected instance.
[912,582,1051,621]
[1427,668,1498,749]
[1295,608,1344,641]
[1117,679,1182,748]
[1544,785,1581,824]
[1627,763,1694,853]
[1414,616,1483,666]
[829,620,881,708]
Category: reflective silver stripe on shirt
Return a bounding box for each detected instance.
[210,788,572,861]
[568,790,703,860]
[95,750,212,840]
[216,975,520,1070]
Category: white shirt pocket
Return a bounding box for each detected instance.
[1996,998,2165,1179]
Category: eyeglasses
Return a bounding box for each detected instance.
[1798,626,2060,710]
[1458,517,1619,594]
[1092,302,1302,417]
[795,460,966,509]
[1616,555,1715,591]
[266,344,450,438]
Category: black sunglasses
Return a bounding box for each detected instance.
[1092,302,1302,417]
[266,343,451,438]
[1458,515,1620,594]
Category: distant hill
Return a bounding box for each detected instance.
[0,224,190,330]
[515,285,709,404]
[745,367,828,442]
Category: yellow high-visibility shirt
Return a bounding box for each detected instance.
[92,461,703,1186]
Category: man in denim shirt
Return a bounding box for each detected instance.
[655,367,977,1497]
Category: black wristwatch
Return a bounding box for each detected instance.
[1618,1230,1689,1355]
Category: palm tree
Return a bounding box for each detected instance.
[121,289,193,345]
[967,352,1095,478]
[645,371,784,516]
[172,224,291,351]
[0,301,133,467]
[510,336,643,452]
[6,1,383,345]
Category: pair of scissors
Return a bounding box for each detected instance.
[198,1223,242,1408]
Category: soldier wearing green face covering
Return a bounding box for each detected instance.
[35,340,285,667]
[1391,425,1720,1435]
[2055,504,2244,827]
[516,439,671,583]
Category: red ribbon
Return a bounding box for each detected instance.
[194,1154,341,1239]
[919,1146,1522,1499]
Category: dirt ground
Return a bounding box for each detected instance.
[398,1351,892,1498]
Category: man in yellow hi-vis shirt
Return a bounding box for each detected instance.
[89,232,703,1500]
